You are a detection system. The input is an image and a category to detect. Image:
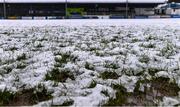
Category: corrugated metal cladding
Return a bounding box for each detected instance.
[0,0,169,18]
[169,0,180,2]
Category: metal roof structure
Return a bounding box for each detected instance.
[0,0,167,3]
[169,0,180,3]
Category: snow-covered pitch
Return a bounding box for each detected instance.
[0,19,180,106]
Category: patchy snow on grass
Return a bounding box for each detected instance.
[0,19,180,106]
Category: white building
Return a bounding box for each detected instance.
[155,2,180,15]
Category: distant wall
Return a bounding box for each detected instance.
[166,8,180,15]
[135,8,155,15]
[4,3,66,17]
[0,2,164,18]
[0,4,3,18]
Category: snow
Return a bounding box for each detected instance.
[118,75,138,92]
[160,97,180,106]
[0,19,179,106]
[0,19,179,27]
[0,48,3,54]
[155,71,170,78]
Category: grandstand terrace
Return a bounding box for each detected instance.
[0,0,167,19]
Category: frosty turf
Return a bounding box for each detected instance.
[104,84,128,106]
[104,76,180,106]
[150,77,180,97]
[159,42,176,58]
[46,53,76,82]
[147,68,162,76]
[54,53,77,66]
[16,53,27,61]
[0,20,179,106]
[1,66,13,74]
[139,54,150,64]
[60,99,74,106]
[0,85,52,106]
[45,68,75,82]
[101,89,109,97]
[140,43,156,48]
[85,62,95,71]
[104,62,119,69]
[9,47,18,51]
[132,77,180,105]
[100,71,119,79]
[35,43,44,48]
[0,89,14,106]
[2,32,11,36]
[88,80,97,88]
[16,62,27,69]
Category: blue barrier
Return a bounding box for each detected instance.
[90,16,99,19]
[83,16,97,19]
[134,16,148,19]
[69,15,99,19]
[110,16,125,19]
[160,15,171,18]
[171,15,180,18]
[148,15,161,19]
[82,16,90,19]
[17,17,21,19]
[69,15,84,19]
[21,16,33,20]
[55,16,63,19]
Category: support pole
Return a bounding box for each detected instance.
[126,0,128,18]
[3,0,6,19]
[65,0,67,18]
